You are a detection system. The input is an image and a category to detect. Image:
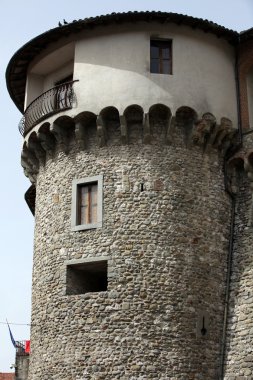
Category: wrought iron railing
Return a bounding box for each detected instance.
[19,80,78,136]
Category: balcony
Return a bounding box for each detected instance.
[19,80,78,136]
[15,341,30,356]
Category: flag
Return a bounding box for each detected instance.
[7,321,16,348]
[25,340,30,353]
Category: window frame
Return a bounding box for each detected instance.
[150,38,173,75]
[71,175,103,231]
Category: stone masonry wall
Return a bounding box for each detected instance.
[224,133,253,380]
[28,119,231,380]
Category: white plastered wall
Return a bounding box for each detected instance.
[25,43,75,110]
[73,22,237,123]
[25,22,238,123]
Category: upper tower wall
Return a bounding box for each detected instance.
[6,12,239,137]
[72,23,237,119]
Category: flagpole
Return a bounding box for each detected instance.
[6,318,17,348]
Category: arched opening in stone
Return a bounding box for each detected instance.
[74,112,97,149]
[99,106,120,144]
[175,106,198,143]
[27,131,47,164]
[37,122,56,154]
[54,115,75,130]
[149,103,171,142]
[124,104,144,144]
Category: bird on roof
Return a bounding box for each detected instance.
[58,21,62,27]
[63,19,68,24]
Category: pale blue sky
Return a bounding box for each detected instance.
[0,0,252,373]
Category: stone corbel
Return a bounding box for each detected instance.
[96,115,107,148]
[192,113,216,148]
[192,119,209,146]
[21,146,39,183]
[143,113,152,144]
[221,130,237,156]
[165,115,175,145]
[75,121,86,150]
[213,118,233,149]
[37,130,56,156]
[27,137,46,165]
[21,157,36,183]
[50,122,70,154]
[120,115,128,145]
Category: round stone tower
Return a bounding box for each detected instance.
[6,12,251,380]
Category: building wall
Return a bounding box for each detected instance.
[74,23,237,121]
[238,38,253,130]
[223,36,253,377]
[25,23,238,124]
[27,115,231,379]
[15,356,29,380]
[16,19,248,380]
[224,133,253,380]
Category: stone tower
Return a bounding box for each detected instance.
[6,12,253,380]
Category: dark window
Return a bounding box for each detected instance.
[54,74,73,110]
[150,39,172,75]
[66,261,108,295]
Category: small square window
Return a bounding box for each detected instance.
[150,39,172,75]
[71,175,103,231]
[66,260,108,295]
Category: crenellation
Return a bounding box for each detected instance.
[21,106,237,184]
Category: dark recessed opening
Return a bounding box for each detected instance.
[66,261,107,295]
[150,39,172,75]
[201,316,207,336]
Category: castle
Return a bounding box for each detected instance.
[6,11,253,380]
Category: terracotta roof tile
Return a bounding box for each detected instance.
[0,373,15,380]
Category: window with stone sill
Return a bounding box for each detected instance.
[150,39,172,75]
[71,175,103,231]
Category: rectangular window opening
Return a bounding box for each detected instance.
[78,182,98,226]
[71,175,103,231]
[150,39,172,75]
[66,260,108,295]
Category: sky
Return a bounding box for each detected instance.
[0,0,252,373]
